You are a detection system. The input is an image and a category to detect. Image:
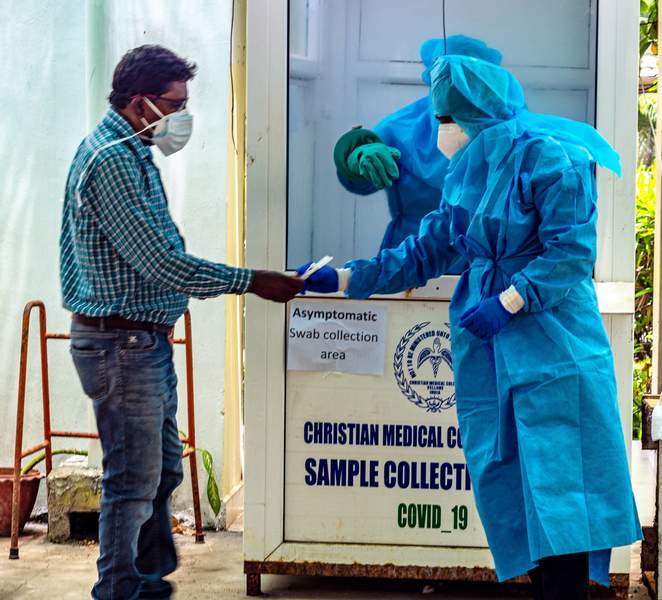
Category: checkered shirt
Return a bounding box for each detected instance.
[60,109,253,326]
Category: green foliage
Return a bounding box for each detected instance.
[200,448,221,516]
[639,94,657,166]
[179,430,222,517]
[634,163,656,439]
[641,0,658,57]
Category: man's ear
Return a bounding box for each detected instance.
[128,96,145,117]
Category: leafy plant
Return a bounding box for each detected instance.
[20,434,223,521]
[639,94,657,166]
[179,431,221,516]
[633,163,656,439]
[641,0,658,57]
[199,448,221,516]
[21,433,224,518]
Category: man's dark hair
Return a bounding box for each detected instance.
[109,45,197,109]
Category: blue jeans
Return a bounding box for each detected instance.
[70,322,183,600]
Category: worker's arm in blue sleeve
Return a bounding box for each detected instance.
[509,164,597,312]
[344,202,457,299]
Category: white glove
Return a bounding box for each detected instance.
[337,268,351,292]
[499,285,525,314]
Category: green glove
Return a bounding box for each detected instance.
[347,143,401,189]
[334,127,401,189]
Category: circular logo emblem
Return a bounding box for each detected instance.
[393,321,455,412]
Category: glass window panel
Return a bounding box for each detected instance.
[287,0,597,270]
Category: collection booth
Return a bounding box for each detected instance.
[243,0,639,594]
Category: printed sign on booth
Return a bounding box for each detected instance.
[287,300,387,375]
[284,300,485,547]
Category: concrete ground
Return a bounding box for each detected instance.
[0,526,650,600]
[0,443,655,599]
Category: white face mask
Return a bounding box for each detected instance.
[437,123,469,160]
[74,99,192,207]
[140,96,193,156]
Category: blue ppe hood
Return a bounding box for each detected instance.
[429,55,621,175]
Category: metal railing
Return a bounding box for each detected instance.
[9,301,205,558]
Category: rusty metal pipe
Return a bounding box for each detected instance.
[10,301,44,558]
[38,305,53,474]
[188,449,204,543]
[20,441,50,459]
[50,431,99,439]
[45,333,70,340]
[183,311,197,450]
[183,311,204,543]
[10,303,206,556]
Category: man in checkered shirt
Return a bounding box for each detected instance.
[60,45,303,600]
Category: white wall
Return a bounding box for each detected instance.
[0,0,234,524]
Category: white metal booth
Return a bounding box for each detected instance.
[243,0,639,594]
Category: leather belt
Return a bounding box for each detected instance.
[72,314,173,336]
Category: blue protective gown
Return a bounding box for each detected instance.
[337,36,502,251]
[345,55,642,584]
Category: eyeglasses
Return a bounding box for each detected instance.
[145,94,188,112]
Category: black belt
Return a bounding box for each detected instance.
[72,314,173,336]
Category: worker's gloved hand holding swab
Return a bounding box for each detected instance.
[296,256,351,293]
[298,255,333,280]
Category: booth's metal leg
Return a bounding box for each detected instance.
[246,573,261,596]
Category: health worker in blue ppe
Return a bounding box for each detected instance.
[333,35,502,252]
[299,55,642,599]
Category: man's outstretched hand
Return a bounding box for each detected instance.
[248,270,304,303]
